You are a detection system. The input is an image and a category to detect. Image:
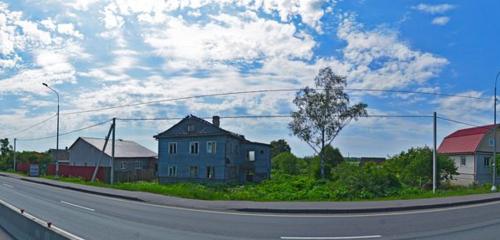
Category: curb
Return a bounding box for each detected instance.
[233,196,500,214]
[19,177,144,203]
[3,173,500,214]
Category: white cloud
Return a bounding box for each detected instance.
[432,16,450,26]
[336,16,449,90]
[57,23,84,39]
[413,3,456,14]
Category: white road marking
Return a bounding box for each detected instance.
[94,193,500,218]
[6,175,500,218]
[60,201,95,212]
[280,235,382,240]
[2,183,13,188]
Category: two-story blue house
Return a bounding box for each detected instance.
[154,115,271,184]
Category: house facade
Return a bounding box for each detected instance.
[154,115,271,184]
[68,137,158,182]
[438,124,500,186]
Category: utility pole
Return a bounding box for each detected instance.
[111,118,116,184]
[492,72,500,192]
[433,112,437,194]
[13,138,16,172]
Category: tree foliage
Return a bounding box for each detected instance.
[309,145,344,179]
[272,152,306,175]
[384,147,457,188]
[270,139,291,158]
[289,67,367,178]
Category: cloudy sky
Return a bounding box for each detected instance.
[0,0,498,157]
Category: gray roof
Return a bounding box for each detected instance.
[74,137,157,159]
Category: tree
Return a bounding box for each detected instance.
[309,145,345,179]
[272,152,306,175]
[0,138,13,170]
[270,139,291,158]
[384,147,458,188]
[289,67,367,178]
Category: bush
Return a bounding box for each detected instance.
[272,152,307,175]
[384,147,457,188]
[330,162,401,199]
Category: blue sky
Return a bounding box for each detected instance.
[0,0,498,157]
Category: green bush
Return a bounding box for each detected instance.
[330,162,401,199]
[384,147,457,188]
[272,152,307,175]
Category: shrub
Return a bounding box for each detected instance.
[272,152,307,175]
[384,147,457,188]
[330,162,401,199]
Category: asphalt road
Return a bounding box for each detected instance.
[0,226,14,240]
[1,175,500,240]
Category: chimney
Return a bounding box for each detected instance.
[212,116,220,127]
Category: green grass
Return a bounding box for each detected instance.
[40,174,494,202]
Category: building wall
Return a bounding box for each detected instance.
[69,139,111,167]
[448,154,475,186]
[156,117,271,184]
[158,135,228,183]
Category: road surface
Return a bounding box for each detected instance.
[1,175,500,240]
[0,226,14,240]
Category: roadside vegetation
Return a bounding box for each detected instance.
[43,143,491,201]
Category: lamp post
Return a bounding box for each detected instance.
[42,83,60,177]
[493,72,500,192]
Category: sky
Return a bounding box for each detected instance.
[0,0,498,158]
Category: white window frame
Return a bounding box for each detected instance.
[489,137,495,147]
[248,150,256,161]
[484,157,491,167]
[206,166,215,179]
[187,124,195,132]
[190,166,199,178]
[121,161,127,170]
[207,141,216,154]
[190,142,199,155]
[460,156,466,166]
[168,166,177,177]
[168,142,177,154]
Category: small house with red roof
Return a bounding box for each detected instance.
[438,124,499,185]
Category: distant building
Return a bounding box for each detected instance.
[154,115,271,184]
[68,137,158,182]
[48,148,70,165]
[438,124,500,186]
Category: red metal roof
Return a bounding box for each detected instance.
[438,125,495,154]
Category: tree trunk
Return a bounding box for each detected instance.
[320,130,325,179]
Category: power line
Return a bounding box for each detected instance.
[61,88,490,116]
[117,114,433,122]
[17,119,112,142]
[1,113,57,138]
[436,116,483,127]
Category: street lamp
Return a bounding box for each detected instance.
[43,83,60,177]
[493,72,500,192]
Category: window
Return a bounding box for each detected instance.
[484,157,491,167]
[460,156,466,166]
[187,124,195,132]
[207,141,216,154]
[489,138,495,147]
[190,142,199,154]
[168,166,177,177]
[135,160,142,169]
[168,143,177,154]
[248,151,256,161]
[189,166,199,178]
[206,166,215,179]
[121,161,127,170]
